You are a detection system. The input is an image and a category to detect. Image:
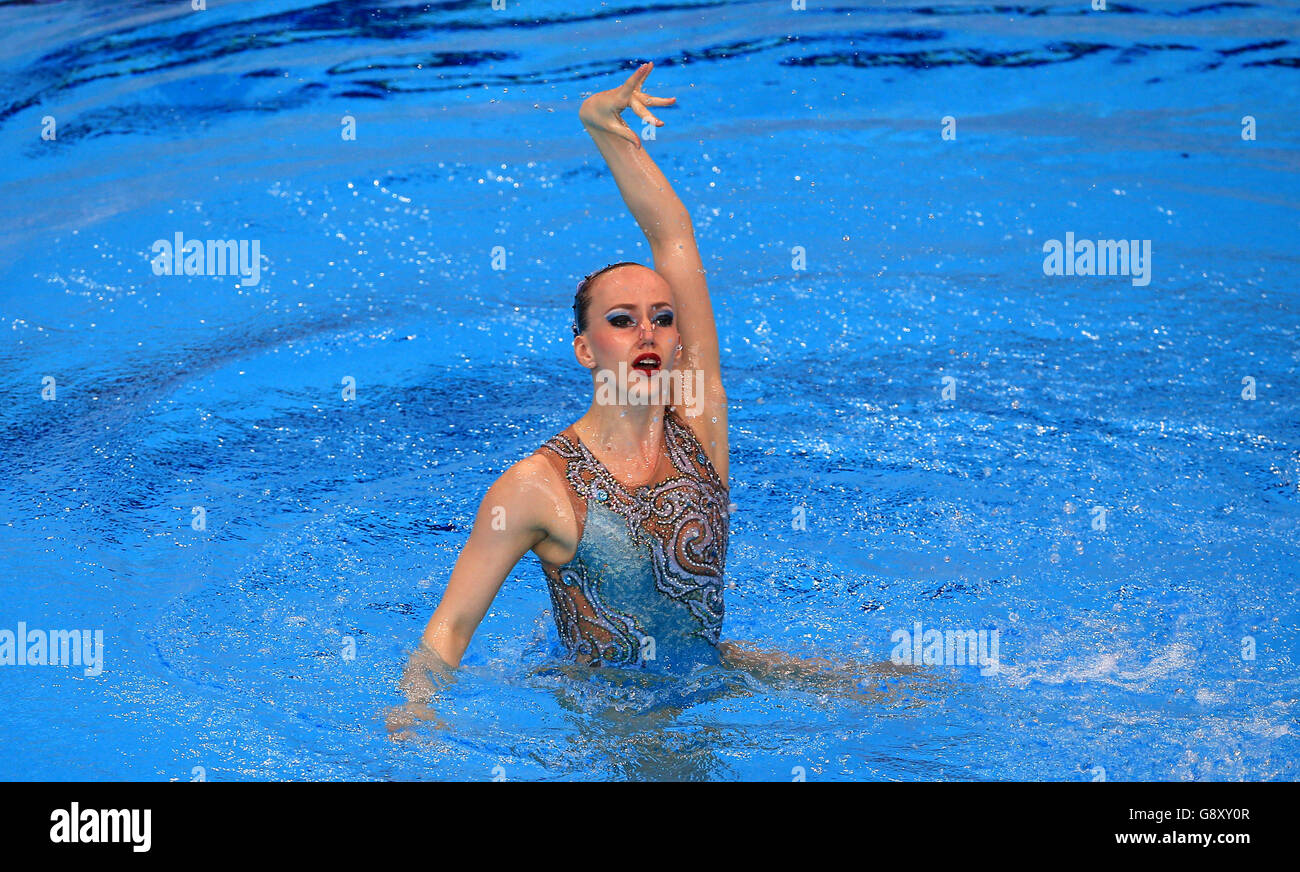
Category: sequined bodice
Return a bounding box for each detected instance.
[533,408,730,672]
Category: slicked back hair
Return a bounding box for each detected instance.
[572,261,643,337]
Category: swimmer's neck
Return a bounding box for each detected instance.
[573,402,671,463]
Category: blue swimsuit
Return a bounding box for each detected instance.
[534,408,730,673]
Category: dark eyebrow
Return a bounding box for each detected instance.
[604,302,674,313]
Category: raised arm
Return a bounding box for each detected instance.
[579,62,728,471]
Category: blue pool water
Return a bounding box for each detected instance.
[1,0,1297,781]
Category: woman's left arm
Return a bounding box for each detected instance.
[580,62,727,472]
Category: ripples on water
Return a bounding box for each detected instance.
[0,0,1297,780]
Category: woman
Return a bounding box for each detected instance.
[396,63,896,719]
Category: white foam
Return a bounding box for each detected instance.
[999,642,1195,690]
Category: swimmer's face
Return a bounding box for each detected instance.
[574,265,679,391]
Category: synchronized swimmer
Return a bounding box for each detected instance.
[392,63,908,727]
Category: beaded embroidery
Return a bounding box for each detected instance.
[534,409,729,669]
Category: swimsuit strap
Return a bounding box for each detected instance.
[533,407,723,562]
[533,428,589,552]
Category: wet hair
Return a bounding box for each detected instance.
[572,261,642,336]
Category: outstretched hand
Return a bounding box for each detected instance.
[579,61,677,147]
[384,641,455,738]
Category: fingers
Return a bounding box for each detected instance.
[638,93,677,107]
[620,61,652,95]
[630,96,663,127]
[384,701,449,735]
[632,60,654,88]
[384,706,414,734]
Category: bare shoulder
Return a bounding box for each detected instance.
[498,449,580,564]
[493,452,569,516]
